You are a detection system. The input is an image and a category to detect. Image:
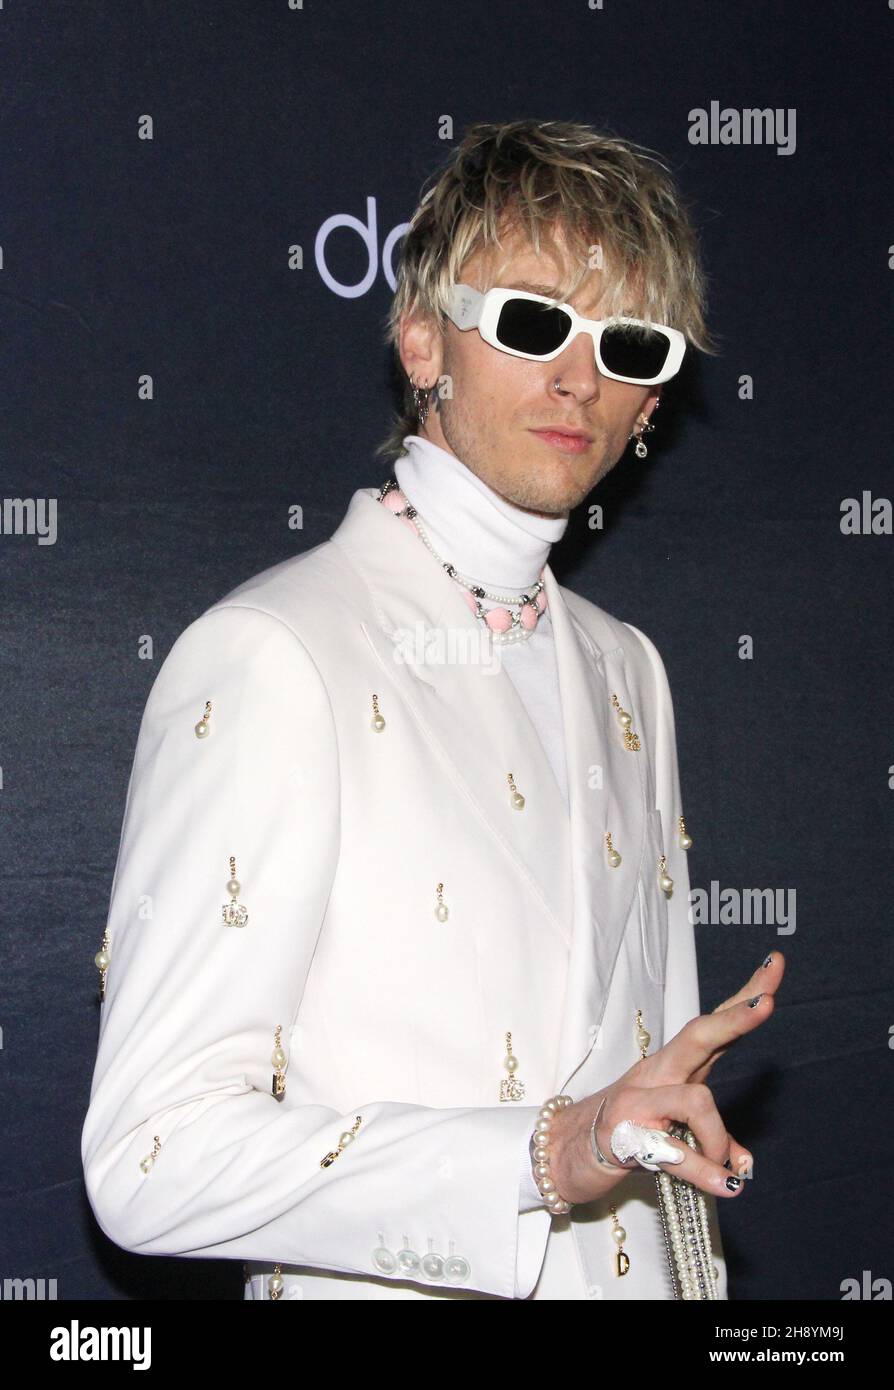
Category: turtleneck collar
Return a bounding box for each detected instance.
[392,434,569,593]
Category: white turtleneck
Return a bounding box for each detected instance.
[394,434,571,807]
[393,433,575,1233]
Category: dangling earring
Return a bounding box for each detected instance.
[631,412,656,458]
[410,373,431,430]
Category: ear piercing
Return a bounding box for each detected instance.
[632,413,656,458]
[500,1031,525,1101]
[610,693,641,751]
[195,700,212,738]
[371,693,386,732]
[222,856,249,928]
[410,373,432,429]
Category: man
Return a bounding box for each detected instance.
[82,119,783,1300]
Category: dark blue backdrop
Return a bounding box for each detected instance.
[0,0,891,1301]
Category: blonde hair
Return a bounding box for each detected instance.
[375,118,718,465]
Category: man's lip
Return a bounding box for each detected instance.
[529,427,593,442]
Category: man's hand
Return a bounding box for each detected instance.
[547,952,785,1205]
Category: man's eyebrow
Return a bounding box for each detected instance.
[501,280,564,298]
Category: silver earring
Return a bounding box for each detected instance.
[632,413,656,458]
[410,373,431,429]
[553,376,564,394]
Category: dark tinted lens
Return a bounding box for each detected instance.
[496,298,572,355]
[599,323,670,380]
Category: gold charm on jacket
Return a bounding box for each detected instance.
[371,692,386,732]
[605,830,622,867]
[434,882,449,922]
[139,1135,161,1174]
[500,1031,525,1101]
[268,1264,283,1299]
[610,693,641,751]
[95,927,111,1001]
[657,854,674,897]
[321,1115,362,1167]
[507,771,525,809]
[194,700,212,738]
[609,1209,630,1277]
[606,1009,651,1276]
[635,1008,651,1057]
[271,1024,287,1097]
[678,815,692,850]
[222,855,249,928]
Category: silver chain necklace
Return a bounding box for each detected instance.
[377,476,547,644]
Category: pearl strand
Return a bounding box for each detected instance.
[377,479,548,643]
[411,509,545,609]
[529,1094,575,1215]
[655,1126,718,1300]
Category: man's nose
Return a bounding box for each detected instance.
[549,331,601,402]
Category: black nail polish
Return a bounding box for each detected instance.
[747,993,764,1008]
[762,953,773,968]
[725,1176,741,1190]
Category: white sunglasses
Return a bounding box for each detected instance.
[446,283,687,386]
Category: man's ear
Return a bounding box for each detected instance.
[399,310,444,391]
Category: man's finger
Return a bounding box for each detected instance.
[725,1131,755,1179]
[646,985,778,1084]
[598,1086,750,1200]
[711,951,785,1014]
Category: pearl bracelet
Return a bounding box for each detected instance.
[529,1093,575,1215]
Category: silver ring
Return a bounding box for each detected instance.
[589,1096,631,1171]
[590,1096,686,1174]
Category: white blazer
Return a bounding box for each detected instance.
[81,485,728,1301]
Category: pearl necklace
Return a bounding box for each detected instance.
[377,477,548,645]
[633,1011,719,1299]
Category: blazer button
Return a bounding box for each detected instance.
[443,1254,471,1283]
[371,1243,398,1275]
[395,1241,421,1276]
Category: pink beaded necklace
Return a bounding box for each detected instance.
[377,477,548,644]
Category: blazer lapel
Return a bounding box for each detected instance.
[332,487,647,1086]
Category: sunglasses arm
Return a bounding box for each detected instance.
[448,284,486,331]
